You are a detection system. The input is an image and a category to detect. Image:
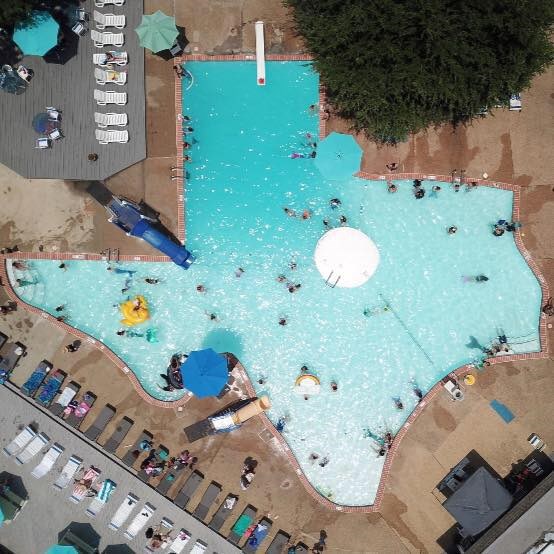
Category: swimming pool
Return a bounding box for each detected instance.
[12,61,542,506]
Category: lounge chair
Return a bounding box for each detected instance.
[95,112,128,128]
[86,478,116,517]
[509,93,522,111]
[156,471,178,496]
[93,51,128,66]
[46,106,61,121]
[528,433,545,451]
[93,10,126,29]
[49,128,63,141]
[0,332,8,351]
[95,129,129,144]
[49,381,80,416]
[21,360,53,396]
[103,416,133,452]
[109,493,139,530]
[3,425,36,456]
[53,455,82,490]
[295,543,309,553]
[145,518,173,552]
[0,342,26,383]
[193,481,222,521]
[95,0,125,7]
[137,445,169,483]
[36,370,66,407]
[35,138,51,149]
[31,443,64,478]
[167,529,191,553]
[84,404,116,441]
[228,505,258,545]
[64,391,97,429]
[173,470,204,509]
[189,540,207,554]
[265,530,291,554]
[242,517,272,553]
[94,67,127,85]
[94,89,127,106]
[121,430,153,467]
[91,30,124,48]
[69,467,100,503]
[209,494,238,531]
[15,432,49,465]
[123,502,156,540]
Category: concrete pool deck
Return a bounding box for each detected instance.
[0,0,553,551]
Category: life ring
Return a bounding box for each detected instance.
[294,374,321,396]
[464,374,476,386]
[120,295,150,326]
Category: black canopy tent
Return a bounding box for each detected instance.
[443,466,513,536]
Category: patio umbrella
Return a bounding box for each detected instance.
[44,546,78,554]
[13,11,60,57]
[135,11,178,53]
[314,132,362,181]
[180,348,228,398]
[32,112,59,134]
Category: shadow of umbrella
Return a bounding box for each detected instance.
[57,522,101,551]
[102,546,135,554]
[155,25,189,61]
[43,24,79,65]
[201,328,244,360]
[0,472,28,500]
[0,31,23,67]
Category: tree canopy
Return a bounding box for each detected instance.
[285,0,554,142]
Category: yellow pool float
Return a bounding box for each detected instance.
[120,295,150,326]
[464,374,476,386]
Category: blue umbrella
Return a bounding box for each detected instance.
[13,11,60,57]
[314,132,362,181]
[180,348,228,398]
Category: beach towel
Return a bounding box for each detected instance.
[232,514,253,536]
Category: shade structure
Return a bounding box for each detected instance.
[32,113,60,134]
[180,348,228,398]
[443,467,513,537]
[44,546,79,554]
[314,132,362,181]
[0,504,4,526]
[314,227,380,288]
[13,11,60,57]
[135,11,178,53]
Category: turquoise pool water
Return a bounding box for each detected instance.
[12,62,542,505]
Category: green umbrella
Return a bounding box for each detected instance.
[135,11,178,53]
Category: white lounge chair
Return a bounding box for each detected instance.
[145,518,173,552]
[95,129,129,144]
[46,106,61,121]
[93,10,126,29]
[86,479,116,517]
[168,529,191,553]
[72,22,87,37]
[95,0,125,6]
[91,30,124,48]
[123,502,155,540]
[109,493,139,530]
[93,51,128,66]
[31,443,64,478]
[69,467,100,503]
[94,89,127,106]
[528,433,545,451]
[94,67,127,85]
[3,426,36,456]
[49,129,63,141]
[53,455,82,490]
[509,93,522,111]
[35,138,51,149]
[15,432,49,465]
[95,112,128,127]
[189,540,207,554]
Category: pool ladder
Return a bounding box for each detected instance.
[100,248,120,262]
[325,271,341,288]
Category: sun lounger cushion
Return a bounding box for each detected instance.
[0,342,26,383]
[121,430,153,466]
[21,360,52,396]
[242,518,272,553]
[84,404,116,441]
[193,481,221,521]
[31,443,63,478]
[49,381,80,416]
[123,502,155,539]
[155,472,177,496]
[168,529,191,553]
[103,416,133,452]
[209,494,238,531]
[69,467,100,503]
[15,432,49,465]
[36,371,66,406]
[228,506,257,544]
[109,493,139,530]
[86,478,116,517]
[173,471,204,509]
[65,392,97,429]
[53,455,82,490]
[3,426,36,456]
[265,531,291,554]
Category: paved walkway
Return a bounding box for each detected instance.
[0,383,240,554]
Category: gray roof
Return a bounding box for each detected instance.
[0,0,145,180]
[443,466,513,536]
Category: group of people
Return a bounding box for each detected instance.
[493,219,521,236]
[240,458,257,490]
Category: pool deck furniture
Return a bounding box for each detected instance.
[93,51,128,66]
[48,380,79,415]
[69,466,101,503]
[265,530,291,554]
[144,517,173,552]
[95,129,129,144]
[64,391,97,429]
[189,539,207,554]
[174,470,204,509]
[20,360,53,396]
[0,341,26,380]
[91,30,124,47]
[94,67,127,85]
[136,444,169,482]
[95,111,128,127]
[209,494,238,531]
[121,430,153,467]
[53,455,83,490]
[123,501,156,539]
[3,425,36,456]
[86,478,117,517]
[95,0,125,8]
[31,442,64,478]
[103,416,133,452]
[84,403,116,440]
[94,89,127,106]
[0,0,144,180]
[36,370,67,407]
[193,481,222,521]
[93,11,126,30]
[0,331,8,350]
[242,517,272,553]
[15,431,49,465]
[168,529,191,553]
[109,492,139,531]
[155,471,178,496]
[228,505,258,545]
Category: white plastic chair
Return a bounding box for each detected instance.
[91,30,124,48]
[95,129,129,144]
[15,432,49,464]
[95,0,125,6]
[31,443,64,478]
[72,22,87,36]
[168,530,191,553]
[49,129,63,141]
[93,52,128,67]
[35,138,51,149]
[46,107,61,121]
[123,502,155,539]
[94,67,126,85]
[189,540,207,554]
[109,493,139,530]
[3,426,36,456]
[94,112,128,127]
[53,455,82,489]
[93,10,126,29]
[94,89,127,106]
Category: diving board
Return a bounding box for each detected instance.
[255,21,265,85]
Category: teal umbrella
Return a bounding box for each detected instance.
[13,11,60,57]
[44,546,78,554]
[314,132,363,181]
[135,11,178,53]
[0,504,4,527]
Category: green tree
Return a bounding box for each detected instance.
[0,0,43,29]
[285,0,554,142]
